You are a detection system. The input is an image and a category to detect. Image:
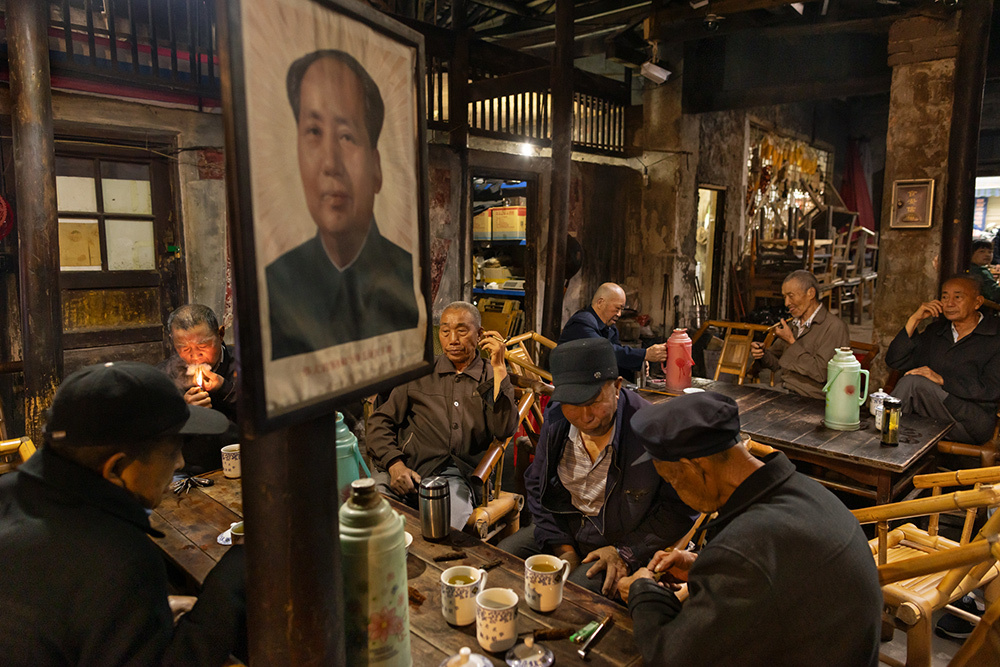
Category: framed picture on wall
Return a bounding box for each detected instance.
[890,178,935,229]
[219,0,433,431]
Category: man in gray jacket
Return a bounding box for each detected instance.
[751,270,850,398]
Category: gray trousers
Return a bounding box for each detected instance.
[372,465,476,531]
[893,374,974,444]
[497,525,612,598]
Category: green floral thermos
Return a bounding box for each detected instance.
[339,478,412,666]
[821,347,870,431]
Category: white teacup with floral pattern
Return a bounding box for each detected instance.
[524,554,570,612]
[475,588,519,653]
[440,565,487,626]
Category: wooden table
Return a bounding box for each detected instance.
[639,378,953,505]
[151,471,642,666]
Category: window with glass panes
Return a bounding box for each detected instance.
[55,156,157,272]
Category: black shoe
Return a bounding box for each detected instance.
[934,595,985,641]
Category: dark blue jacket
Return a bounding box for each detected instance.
[559,306,647,378]
[524,388,697,569]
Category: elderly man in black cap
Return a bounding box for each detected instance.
[0,362,248,666]
[498,338,696,597]
[615,391,881,666]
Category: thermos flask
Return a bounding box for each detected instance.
[419,476,451,540]
[339,478,412,666]
[664,329,694,392]
[821,347,870,431]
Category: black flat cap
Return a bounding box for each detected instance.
[550,338,619,405]
[45,361,230,446]
[631,391,741,462]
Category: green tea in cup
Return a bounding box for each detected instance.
[530,563,559,573]
[448,574,476,585]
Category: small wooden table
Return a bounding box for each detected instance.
[151,472,642,666]
[639,379,953,505]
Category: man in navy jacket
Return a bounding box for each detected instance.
[559,283,666,381]
[499,338,696,597]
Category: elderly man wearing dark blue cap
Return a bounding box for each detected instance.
[498,338,697,598]
[616,392,881,666]
[0,362,248,666]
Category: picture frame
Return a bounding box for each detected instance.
[890,178,935,229]
[219,0,433,432]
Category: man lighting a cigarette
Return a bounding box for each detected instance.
[367,301,517,529]
[160,304,237,423]
[499,338,697,598]
[616,392,881,666]
[750,270,849,398]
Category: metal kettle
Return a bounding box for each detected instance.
[821,347,870,431]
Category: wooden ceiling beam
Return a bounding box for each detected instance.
[468,66,551,101]
[645,0,823,39]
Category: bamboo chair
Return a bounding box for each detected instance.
[852,466,1000,667]
[689,320,776,385]
[0,437,36,476]
[465,332,556,542]
[949,585,1000,667]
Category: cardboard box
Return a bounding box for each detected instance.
[482,267,513,282]
[473,210,492,240]
[491,206,526,240]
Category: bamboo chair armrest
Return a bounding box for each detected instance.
[852,487,1000,524]
[504,353,553,382]
[913,465,1000,489]
[509,372,554,396]
[471,390,538,484]
[877,538,998,586]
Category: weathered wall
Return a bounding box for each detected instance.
[0,90,229,317]
[696,109,749,319]
[632,48,700,336]
[427,145,463,321]
[870,14,959,386]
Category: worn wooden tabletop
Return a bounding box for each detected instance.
[151,471,642,666]
[639,378,953,504]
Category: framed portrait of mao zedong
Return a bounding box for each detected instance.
[219,0,433,431]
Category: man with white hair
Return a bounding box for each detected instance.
[559,282,667,381]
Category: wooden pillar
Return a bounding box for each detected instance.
[242,414,345,664]
[8,0,62,442]
[939,0,993,280]
[541,0,573,341]
[450,0,472,300]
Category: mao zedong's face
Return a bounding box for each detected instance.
[296,58,382,254]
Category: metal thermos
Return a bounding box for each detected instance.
[419,476,450,540]
[881,397,902,446]
[339,478,412,666]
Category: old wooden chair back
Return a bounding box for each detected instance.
[0,437,36,476]
[849,340,880,372]
[937,405,1000,468]
[852,466,1000,667]
[689,320,775,385]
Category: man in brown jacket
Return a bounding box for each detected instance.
[366,301,517,529]
[751,270,850,398]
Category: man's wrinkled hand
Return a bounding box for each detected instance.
[905,365,944,386]
[648,548,697,585]
[388,460,421,496]
[582,545,628,597]
[617,567,654,605]
[200,369,224,392]
[644,343,667,363]
[479,330,506,368]
[750,341,765,360]
[183,385,212,408]
[913,300,944,322]
[773,318,795,344]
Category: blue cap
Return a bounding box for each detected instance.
[631,392,742,463]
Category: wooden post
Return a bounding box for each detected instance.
[541,0,573,341]
[939,0,992,281]
[451,0,472,300]
[8,0,62,442]
[242,414,345,664]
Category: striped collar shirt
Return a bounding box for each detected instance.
[556,424,616,517]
